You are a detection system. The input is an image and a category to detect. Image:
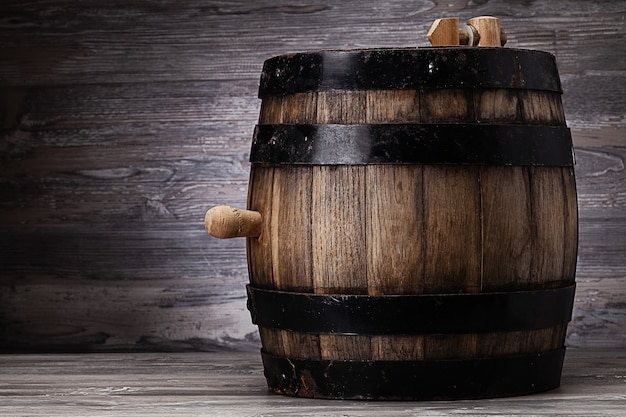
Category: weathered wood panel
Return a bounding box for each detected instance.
[1,0,625,351]
[1,350,626,416]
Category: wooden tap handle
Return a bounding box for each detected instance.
[427,16,507,47]
[204,206,262,239]
[466,16,503,47]
[427,18,460,46]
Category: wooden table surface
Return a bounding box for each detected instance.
[1,349,625,416]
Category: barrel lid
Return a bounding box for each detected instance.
[258,47,562,97]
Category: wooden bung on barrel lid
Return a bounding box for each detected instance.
[427,16,507,47]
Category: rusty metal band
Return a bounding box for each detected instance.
[261,348,566,400]
[246,284,576,335]
[259,48,562,98]
[250,124,574,166]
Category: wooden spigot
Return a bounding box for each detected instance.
[428,16,507,47]
[205,206,262,239]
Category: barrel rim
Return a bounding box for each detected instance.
[258,47,562,97]
[263,45,557,58]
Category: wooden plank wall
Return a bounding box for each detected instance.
[1,0,624,352]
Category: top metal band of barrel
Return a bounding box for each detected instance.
[258,48,562,97]
[251,124,574,166]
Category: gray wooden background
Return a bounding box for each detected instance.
[1,0,625,352]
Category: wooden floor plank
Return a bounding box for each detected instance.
[1,350,624,416]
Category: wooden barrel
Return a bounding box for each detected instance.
[245,48,577,400]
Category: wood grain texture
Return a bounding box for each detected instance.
[246,167,274,290]
[311,166,368,294]
[423,165,482,293]
[427,17,461,46]
[270,167,313,291]
[1,0,625,352]
[466,16,502,47]
[1,350,626,416]
[480,166,532,289]
[365,165,423,295]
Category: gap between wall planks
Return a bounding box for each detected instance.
[0,0,625,351]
